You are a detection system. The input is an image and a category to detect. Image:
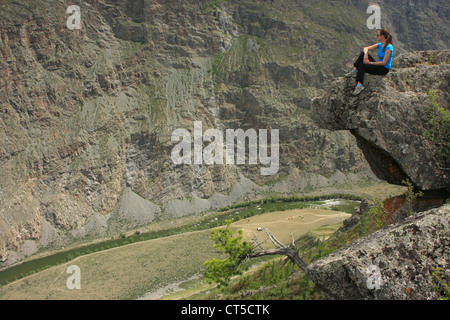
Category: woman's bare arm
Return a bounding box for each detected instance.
[364,43,378,54]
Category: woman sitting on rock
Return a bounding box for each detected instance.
[348,28,394,96]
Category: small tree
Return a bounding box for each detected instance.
[402,179,424,217]
[204,220,253,286]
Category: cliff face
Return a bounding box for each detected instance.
[0,0,449,264]
[312,50,450,192]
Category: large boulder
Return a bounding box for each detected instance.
[306,204,450,300]
[309,50,450,300]
[311,50,450,192]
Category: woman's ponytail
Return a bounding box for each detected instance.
[379,28,393,52]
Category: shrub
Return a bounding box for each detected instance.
[423,89,450,158]
[358,200,388,235]
[401,179,424,217]
[432,267,450,300]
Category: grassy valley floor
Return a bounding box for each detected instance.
[0,181,407,300]
[0,206,350,300]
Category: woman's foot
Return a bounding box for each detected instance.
[345,69,357,78]
[352,83,365,96]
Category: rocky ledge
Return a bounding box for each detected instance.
[306,204,450,300]
[311,50,450,192]
[308,50,450,300]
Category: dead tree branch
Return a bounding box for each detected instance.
[249,226,308,272]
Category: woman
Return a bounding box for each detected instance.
[348,29,394,96]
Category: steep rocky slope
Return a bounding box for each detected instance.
[0,0,449,265]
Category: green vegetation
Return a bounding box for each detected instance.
[220,259,323,300]
[200,186,435,299]
[206,191,448,300]
[357,179,423,236]
[401,179,424,217]
[209,51,226,75]
[358,200,387,235]
[202,198,372,297]
[5,186,431,300]
[0,193,360,287]
[432,267,450,300]
[202,0,225,14]
[423,89,450,158]
[0,230,215,300]
[220,193,364,212]
[197,222,354,300]
[204,220,253,287]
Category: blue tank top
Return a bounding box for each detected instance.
[377,43,394,69]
